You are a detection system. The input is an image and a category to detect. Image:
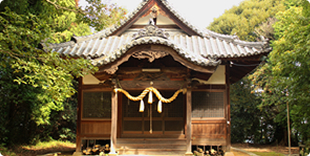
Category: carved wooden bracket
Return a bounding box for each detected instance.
[132,50,169,62]
[99,45,216,75]
[104,66,119,75]
[132,24,170,40]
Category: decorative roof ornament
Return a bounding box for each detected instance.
[149,6,159,25]
[150,6,159,19]
[132,50,169,62]
[132,24,170,40]
[207,57,221,66]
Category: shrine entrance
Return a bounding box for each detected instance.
[120,90,185,138]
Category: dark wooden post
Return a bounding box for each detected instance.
[73,78,82,155]
[109,88,118,156]
[225,65,231,152]
[185,87,193,155]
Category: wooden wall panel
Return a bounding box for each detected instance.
[191,120,227,146]
[81,121,111,135]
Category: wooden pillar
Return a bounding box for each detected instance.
[225,65,231,152]
[109,89,118,155]
[185,87,193,155]
[74,78,82,155]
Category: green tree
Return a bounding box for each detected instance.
[0,0,127,146]
[208,0,291,144]
[208,0,286,41]
[252,0,310,145]
[0,0,92,43]
[0,0,97,145]
[0,8,97,144]
[82,0,127,31]
[230,78,261,143]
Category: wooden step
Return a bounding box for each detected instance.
[117,149,186,155]
[117,138,187,145]
[116,138,187,155]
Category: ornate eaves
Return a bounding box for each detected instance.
[92,36,221,67]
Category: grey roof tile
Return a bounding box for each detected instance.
[49,30,269,66]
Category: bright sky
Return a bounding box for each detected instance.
[79,0,244,29]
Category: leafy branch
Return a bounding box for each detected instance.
[44,0,86,15]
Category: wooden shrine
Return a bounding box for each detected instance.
[48,0,271,155]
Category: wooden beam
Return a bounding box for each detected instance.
[192,119,227,124]
[130,24,180,29]
[119,80,185,90]
[81,85,113,91]
[185,87,193,155]
[75,78,82,153]
[117,67,188,75]
[195,85,226,90]
[109,88,118,155]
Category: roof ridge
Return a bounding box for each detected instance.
[202,29,269,47]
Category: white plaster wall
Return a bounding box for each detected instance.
[207,65,226,84]
[83,74,100,84]
[192,65,226,85]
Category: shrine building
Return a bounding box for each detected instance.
[48,0,271,155]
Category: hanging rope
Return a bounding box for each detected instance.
[115,86,187,134]
[114,87,187,103]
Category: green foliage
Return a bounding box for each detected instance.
[208,0,286,41]
[0,144,18,156]
[0,0,92,43]
[0,0,99,146]
[230,78,261,143]
[0,9,96,124]
[251,0,310,145]
[81,0,127,31]
[254,17,277,41]
[0,0,128,146]
[271,1,310,143]
[208,0,298,144]
[231,77,279,144]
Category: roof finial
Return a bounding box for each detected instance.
[149,6,158,25]
[150,6,159,18]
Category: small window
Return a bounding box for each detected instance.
[82,92,111,119]
[192,91,224,118]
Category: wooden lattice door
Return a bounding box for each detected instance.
[121,90,185,137]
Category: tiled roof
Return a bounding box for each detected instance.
[49,30,269,67]
[46,0,271,67]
